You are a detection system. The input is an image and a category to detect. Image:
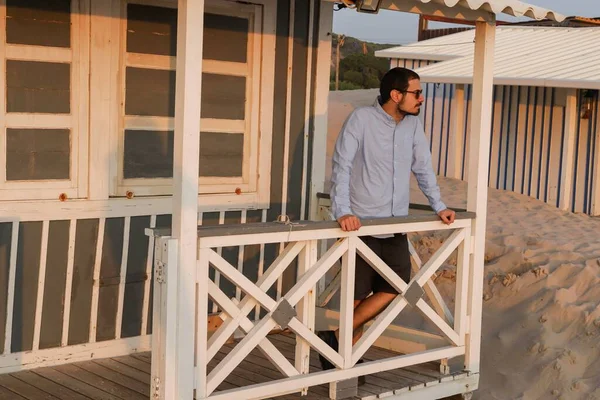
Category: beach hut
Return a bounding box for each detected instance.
[376,26,600,215]
[0,1,562,399]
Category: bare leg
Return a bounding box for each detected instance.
[336,292,397,345]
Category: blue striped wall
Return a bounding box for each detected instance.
[571,90,599,215]
[390,58,600,215]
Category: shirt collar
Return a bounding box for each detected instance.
[373,96,397,125]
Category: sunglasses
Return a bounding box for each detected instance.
[395,89,423,98]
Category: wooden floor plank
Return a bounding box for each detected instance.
[55,364,147,400]
[212,348,323,399]
[240,337,385,397]
[0,384,28,399]
[269,336,389,393]
[0,332,454,400]
[92,359,150,385]
[72,362,149,397]
[270,333,429,396]
[110,356,151,375]
[32,368,117,400]
[261,336,323,369]
[365,368,415,389]
[220,341,338,399]
[131,352,150,361]
[8,372,89,400]
[217,348,329,398]
[0,375,59,400]
[129,354,151,365]
[208,348,254,393]
[363,347,433,384]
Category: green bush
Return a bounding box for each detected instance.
[364,74,380,89]
[340,54,389,82]
[343,70,363,86]
[337,81,363,91]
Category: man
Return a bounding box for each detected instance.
[318,67,455,373]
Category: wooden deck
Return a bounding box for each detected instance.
[0,333,467,400]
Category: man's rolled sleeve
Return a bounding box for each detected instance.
[411,122,447,214]
[331,112,361,220]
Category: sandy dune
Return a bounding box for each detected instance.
[327,90,600,400]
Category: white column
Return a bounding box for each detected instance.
[173,0,204,398]
[308,1,333,221]
[593,95,600,215]
[448,84,466,180]
[465,19,495,374]
[558,89,578,211]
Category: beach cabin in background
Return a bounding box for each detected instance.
[416,14,600,41]
[376,27,600,215]
[0,0,563,399]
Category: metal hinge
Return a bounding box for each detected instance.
[155,260,166,284]
[152,376,160,398]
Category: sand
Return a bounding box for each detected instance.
[326,90,600,400]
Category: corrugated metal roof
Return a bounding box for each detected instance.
[416,0,564,21]
[375,26,600,89]
[379,0,564,22]
[375,29,476,60]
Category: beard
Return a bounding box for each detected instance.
[397,100,422,116]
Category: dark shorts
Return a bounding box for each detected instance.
[354,234,411,300]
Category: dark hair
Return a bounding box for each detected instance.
[380,67,420,103]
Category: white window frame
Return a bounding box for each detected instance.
[0,0,275,210]
[109,0,274,208]
[0,0,90,201]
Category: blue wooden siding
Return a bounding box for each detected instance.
[391,58,599,215]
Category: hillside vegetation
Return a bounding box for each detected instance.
[330,34,397,91]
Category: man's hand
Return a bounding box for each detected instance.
[337,214,361,231]
[438,209,455,225]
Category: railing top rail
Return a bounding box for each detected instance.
[147,211,475,239]
[316,194,468,214]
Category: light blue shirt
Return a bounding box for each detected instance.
[330,98,446,221]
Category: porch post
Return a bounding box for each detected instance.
[448,83,466,180]
[558,89,578,211]
[309,1,334,221]
[465,19,495,374]
[173,0,204,398]
[593,96,600,215]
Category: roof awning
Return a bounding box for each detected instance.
[345,0,565,22]
[375,27,600,90]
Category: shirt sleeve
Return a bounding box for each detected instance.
[330,111,361,220]
[411,119,447,214]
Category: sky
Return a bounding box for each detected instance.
[332,0,600,44]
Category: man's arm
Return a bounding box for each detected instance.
[411,120,453,224]
[331,112,361,230]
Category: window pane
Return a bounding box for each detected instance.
[200,132,243,177]
[201,74,246,120]
[125,67,176,117]
[6,0,71,48]
[127,4,177,57]
[123,130,173,179]
[123,131,244,180]
[6,60,70,114]
[6,129,70,181]
[204,13,248,63]
[125,70,246,119]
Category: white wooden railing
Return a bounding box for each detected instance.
[0,204,261,374]
[150,211,479,399]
